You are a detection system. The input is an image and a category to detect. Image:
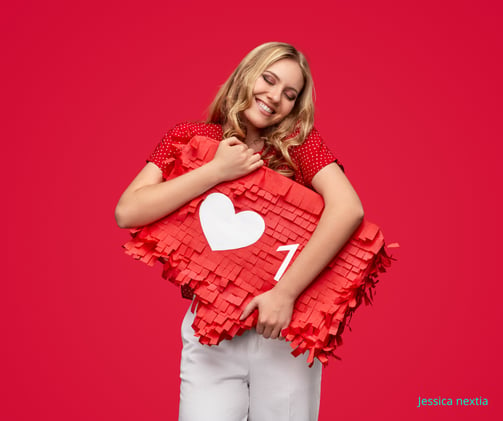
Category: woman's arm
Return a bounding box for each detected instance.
[115,137,263,228]
[241,162,364,339]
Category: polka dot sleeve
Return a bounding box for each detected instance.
[147,121,223,175]
[290,127,342,187]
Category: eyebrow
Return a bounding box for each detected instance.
[265,70,301,95]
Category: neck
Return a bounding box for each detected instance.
[244,124,261,145]
[241,121,264,152]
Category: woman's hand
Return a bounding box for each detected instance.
[238,163,364,340]
[115,137,264,228]
[209,137,264,183]
[240,287,295,339]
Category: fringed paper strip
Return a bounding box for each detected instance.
[124,136,394,365]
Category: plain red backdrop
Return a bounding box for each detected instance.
[2,0,502,420]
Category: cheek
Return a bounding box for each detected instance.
[253,79,267,94]
[281,101,296,117]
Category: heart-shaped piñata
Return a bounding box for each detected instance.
[123,136,393,365]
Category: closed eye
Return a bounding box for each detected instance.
[263,74,274,85]
[262,72,298,101]
[285,91,297,101]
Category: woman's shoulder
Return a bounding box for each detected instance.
[289,126,325,153]
[165,121,223,141]
[303,126,323,143]
[289,126,344,184]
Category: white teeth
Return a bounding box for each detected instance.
[257,100,273,114]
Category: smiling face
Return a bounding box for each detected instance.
[242,58,305,135]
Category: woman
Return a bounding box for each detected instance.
[115,42,364,421]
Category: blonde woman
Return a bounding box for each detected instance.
[115,42,364,421]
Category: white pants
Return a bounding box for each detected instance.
[179,306,322,421]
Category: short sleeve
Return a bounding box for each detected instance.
[147,121,223,175]
[290,127,342,187]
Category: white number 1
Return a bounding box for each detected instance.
[274,244,299,281]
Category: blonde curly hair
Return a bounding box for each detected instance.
[207,42,315,177]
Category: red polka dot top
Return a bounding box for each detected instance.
[148,121,342,188]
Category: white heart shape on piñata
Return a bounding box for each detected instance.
[199,192,265,251]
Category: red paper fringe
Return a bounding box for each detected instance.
[123,136,394,365]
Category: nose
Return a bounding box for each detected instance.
[266,85,282,104]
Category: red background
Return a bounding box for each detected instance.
[2,0,502,420]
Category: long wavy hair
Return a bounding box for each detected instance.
[207,42,315,177]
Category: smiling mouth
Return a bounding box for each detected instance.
[256,99,275,114]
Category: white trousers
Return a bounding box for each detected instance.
[178,306,322,421]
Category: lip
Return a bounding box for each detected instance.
[255,98,275,115]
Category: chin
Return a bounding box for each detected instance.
[244,112,272,131]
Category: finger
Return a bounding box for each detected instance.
[226,137,244,146]
[261,326,273,339]
[255,322,265,335]
[250,159,264,170]
[230,142,247,153]
[240,298,257,320]
[269,327,282,339]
